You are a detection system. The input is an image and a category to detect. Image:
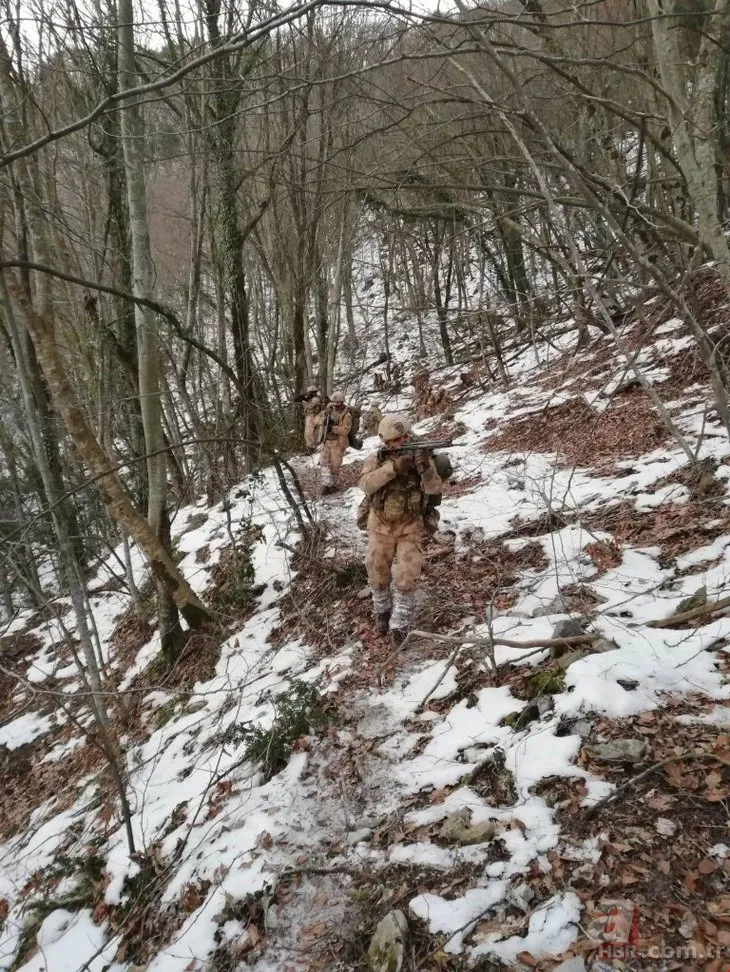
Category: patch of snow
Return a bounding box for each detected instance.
[0,713,53,750]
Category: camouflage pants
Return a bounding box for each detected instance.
[366,513,423,594]
[321,438,346,485]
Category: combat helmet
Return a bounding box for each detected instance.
[378,414,412,443]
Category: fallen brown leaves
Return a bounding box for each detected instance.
[583,496,730,565]
[532,697,730,970]
[485,388,668,466]
[0,738,103,842]
[584,539,622,574]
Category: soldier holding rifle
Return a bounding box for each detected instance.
[294,385,326,450]
[358,413,453,646]
[315,390,352,495]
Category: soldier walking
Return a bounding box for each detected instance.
[301,386,324,450]
[358,414,443,646]
[361,400,383,438]
[316,390,352,494]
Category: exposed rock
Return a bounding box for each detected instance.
[585,739,646,763]
[655,817,678,837]
[551,617,584,640]
[186,699,207,714]
[439,808,471,842]
[679,911,697,940]
[532,595,568,617]
[591,638,618,653]
[616,678,639,691]
[357,586,373,600]
[367,910,409,972]
[556,649,589,671]
[673,586,707,617]
[572,719,594,740]
[458,820,497,845]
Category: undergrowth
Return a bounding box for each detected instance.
[220,680,331,780]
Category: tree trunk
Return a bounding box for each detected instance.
[118,0,186,660]
[5,276,212,627]
[649,0,730,293]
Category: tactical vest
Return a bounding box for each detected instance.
[356,452,453,530]
[370,468,425,523]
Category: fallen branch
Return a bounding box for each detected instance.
[406,628,599,711]
[647,595,730,629]
[416,641,465,710]
[406,629,598,650]
[585,750,730,819]
[275,540,347,578]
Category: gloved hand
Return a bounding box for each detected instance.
[392,454,414,475]
[414,449,431,474]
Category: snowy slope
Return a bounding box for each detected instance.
[1,310,730,971]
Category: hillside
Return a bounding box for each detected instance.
[1,288,730,972]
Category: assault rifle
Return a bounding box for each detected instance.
[377,439,464,461]
[294,389,328,404]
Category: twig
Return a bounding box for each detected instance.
[275,540,347,577]
[647,595,730,629]
[416,641,464,710]
[408,627,600,710]
[406,629,598,650]
[585,750,730,819]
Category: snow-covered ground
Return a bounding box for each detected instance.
[2,308,730,971]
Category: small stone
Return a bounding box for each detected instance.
[591,638,617,653]
[368,910,409,972]
[186,699,207,714]
[532,595,568,618]
[357,586,372,601]
[655,817,678,837]
[617,678,639,691]
[674,586,707,617]
[439,808,471,842]
[552,618,583,640]
[556,649,589,671]
[679,911,697,940]
[572,719,593,740]
[458,821,497,845]
[586,739,645,763]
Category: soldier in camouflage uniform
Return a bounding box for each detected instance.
[358,414,443,646]
[315,390,352,494]
[361,400,383,438]
[302,386,324,450]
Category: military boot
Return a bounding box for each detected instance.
[372,586,392,635]
[375,612,391,634]
[390,590,415,649]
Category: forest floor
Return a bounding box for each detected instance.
[1,289,730,972]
